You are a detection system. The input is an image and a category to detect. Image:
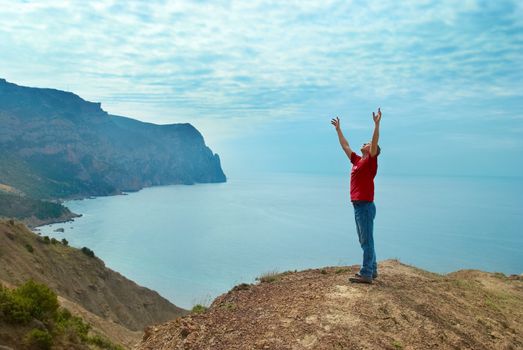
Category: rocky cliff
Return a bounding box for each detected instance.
[0,78,225,201]
[138,260,522,350]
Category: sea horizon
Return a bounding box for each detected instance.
[36,172,523,309]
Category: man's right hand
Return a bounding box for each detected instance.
[331,117,341,131]
[332,116,352,158]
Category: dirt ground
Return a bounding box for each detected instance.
[137,260,523,350]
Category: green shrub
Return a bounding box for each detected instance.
[88,334,125,350]
[1,282,119,349]
[50,238,59,244]
[191,304,208,314]
[81,247,95,258]
[61,238,68,246]
[55,308,90,341]
[25,243,34,253]
[12,280,59,320]
[0,284,31,323]
[25,329,52,350]
[232,283,251,291]
[0,283,8,302]
[42,236,51,244]
[56,307,72,321]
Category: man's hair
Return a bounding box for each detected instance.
[367,143,381,156]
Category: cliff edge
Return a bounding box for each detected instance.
[138,260,522,350]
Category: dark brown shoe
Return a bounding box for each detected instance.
[349,275,373,284]
[356,272,378,279]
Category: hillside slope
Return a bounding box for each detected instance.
[0,278,140,349]
[138,260,522,350]
[0,78,225,201]
[0,220,187,336]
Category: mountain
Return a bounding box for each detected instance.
[0,78,225,201]
[0,220,187,348]
[138,260,523,350]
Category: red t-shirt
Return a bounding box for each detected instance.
[350,152,378,202]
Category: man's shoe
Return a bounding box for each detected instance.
[356,272,378,279]
[349,275,373,284]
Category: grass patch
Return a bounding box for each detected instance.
[483,290,518,311]
[256,270,280,283]
[24,243,34,253]
[191,304,208,314]
[335,268,350,274]
[220,302,236,310]
[451,279,476,290]
[392,340,403,349]
[484,296,501,311]
[490,289,518,304]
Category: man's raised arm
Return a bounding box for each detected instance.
[370,108,381,157]
[331,117,353,159]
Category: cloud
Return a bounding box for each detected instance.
[0,0,522,136]
[445,132,521,150]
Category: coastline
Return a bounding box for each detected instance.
[30,179,222,229]
[25,211,82,229]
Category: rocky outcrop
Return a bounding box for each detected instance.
[0,78,225,200]
[137,260,522,350]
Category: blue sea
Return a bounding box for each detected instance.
[38,174,523,309]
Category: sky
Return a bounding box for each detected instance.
[1,0,522,178]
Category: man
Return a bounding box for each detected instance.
[331,108,381,284]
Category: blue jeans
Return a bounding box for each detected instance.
[353,201,377,278]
